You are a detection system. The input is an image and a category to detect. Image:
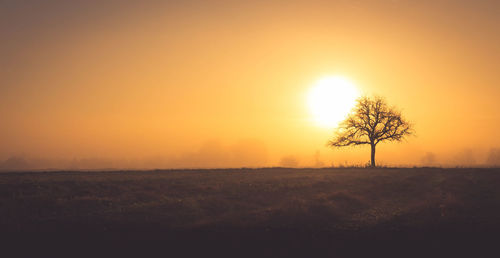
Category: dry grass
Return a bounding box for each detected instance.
[1,168,500,257]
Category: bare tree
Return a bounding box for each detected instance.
[328,96,414,167]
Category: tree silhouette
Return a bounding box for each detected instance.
[328,96,414,167]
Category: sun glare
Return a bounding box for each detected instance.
[308,76,360,128]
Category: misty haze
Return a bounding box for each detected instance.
[1,0,500,257]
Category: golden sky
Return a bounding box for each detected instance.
[1,0,499,169]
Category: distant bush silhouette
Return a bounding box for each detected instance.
[487,148,500,167]
[328,96,414,167]
[421,152,437,166]
[453,148,477,167]
[1,156,30,170]
[279,155,299,167]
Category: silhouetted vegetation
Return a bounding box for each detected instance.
[421,152,437,166]
[279,155,299,167]
[487,148,500,167]
[328,96,414,167]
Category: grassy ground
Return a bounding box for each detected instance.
[1,168,500,257]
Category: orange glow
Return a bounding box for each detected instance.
[307,76,360,128]
[1,1,499,169]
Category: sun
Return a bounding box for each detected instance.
[307,76,360,128]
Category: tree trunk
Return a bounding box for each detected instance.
[370,143,376,167]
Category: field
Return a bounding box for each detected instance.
[1,168,500,257]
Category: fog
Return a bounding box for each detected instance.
[3,146,500,171]
[1,1,500,170]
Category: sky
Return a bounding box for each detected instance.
[1,0,500,169]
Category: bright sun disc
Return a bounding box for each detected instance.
[308,76,360,128]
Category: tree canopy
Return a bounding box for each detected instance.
[328,96,414,167]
